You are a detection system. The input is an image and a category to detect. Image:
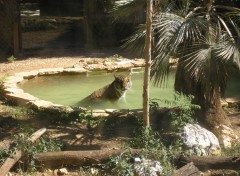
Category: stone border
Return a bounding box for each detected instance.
[1,58,145,117]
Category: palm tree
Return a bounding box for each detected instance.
[151,0,240,131]
[114,0,240,132]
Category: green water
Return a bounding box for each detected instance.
[18,71,239,109]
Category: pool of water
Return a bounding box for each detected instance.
[18,70,240,109]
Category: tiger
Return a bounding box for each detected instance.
[79,73,132,106]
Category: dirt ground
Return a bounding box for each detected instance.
[0,23,240,175]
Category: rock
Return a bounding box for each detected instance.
[182,124,221,156]
[38,68,64,75]
[63,67,87,74]
[5,92,39,106]
[58,168,68,175]
[220,99,228,107]
[14,70,39,78]
[213,125,239,148]
[134,157,163,176]
[29,99,55,109]
[225,97,240,104]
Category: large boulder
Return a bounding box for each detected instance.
[213,125,239,148]
[182,124,221,156]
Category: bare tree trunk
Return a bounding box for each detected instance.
[143,0,153,127]
[175,154,240,171]
[35,149,141,168]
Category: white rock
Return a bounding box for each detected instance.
[58,168,68,175]
[134,158,163,176]
[63,67,87,73]
[213,125,239,148]
[182,124,221,156]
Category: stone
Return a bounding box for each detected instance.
[131,59,145,67]
[213,125,239,148]
[134,157,163,176]
[3,87,24,94]
[38,68,64,75]
[220,99,228,107]
[14,70,39,78]
[225,97,240,106]
[83,64,106,70]
[182,124,221,156]
[63,67,87,74]
[58,168,68,175]
[5,92,39,106]
[116,60,134,68]
[29,99,55,109]
[5,75,24,84]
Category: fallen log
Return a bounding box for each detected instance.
[35,149,141,168]
[171,162,202,176]
[176,154,240,171]
[0,128,47,176]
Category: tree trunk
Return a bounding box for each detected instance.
[143,0,153,127]
[175,154,240,171]
[35,149,141,168]
[171,162,201,176]
[195,91,231,131]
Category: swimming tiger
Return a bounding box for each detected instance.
[79,73,132,106]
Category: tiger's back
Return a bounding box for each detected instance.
[79,74,132,106]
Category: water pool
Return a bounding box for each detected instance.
[18,71,240,109]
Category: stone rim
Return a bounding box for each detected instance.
[1,58,145,117]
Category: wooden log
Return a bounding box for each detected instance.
[171,162,202,176]
[35,149,141,168]
[176,154,240,171]
[0,128,47,176]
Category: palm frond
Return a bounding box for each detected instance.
[111,0,145,23]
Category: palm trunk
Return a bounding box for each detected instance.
[196,0,231,130]
[195,89,231,131]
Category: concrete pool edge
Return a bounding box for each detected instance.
[1,58,146,116]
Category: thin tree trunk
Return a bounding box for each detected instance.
[143,0,153,127]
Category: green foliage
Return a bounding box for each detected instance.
[104,127,178,176]
[100,113,142,138]
[129,127,161,150]
[151,93,200,132]
[0,128,62,172]
[3,106,36,120]
[77,112,105,131]
[106,151,135,176]
[37,106,79,124]
[222,142,240,156]
[7,55,17,63]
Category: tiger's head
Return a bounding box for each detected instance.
[114,73,132,92]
